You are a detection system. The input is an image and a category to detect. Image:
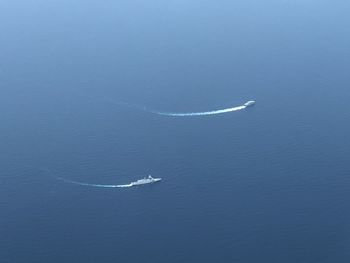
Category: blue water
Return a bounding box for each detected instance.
[1,0,350,262]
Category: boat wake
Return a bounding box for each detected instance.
[153,105,246,117]
[55,176,131,188]
[41,168,160,189]
[150,101,255,117]
[88,95,255,118]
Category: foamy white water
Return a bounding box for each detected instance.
[52,173,161,188]
[89,95,254,117]
[153,105,247,117]
[55,176,162,188]
[40,168,133,188]
[55,176,133,188]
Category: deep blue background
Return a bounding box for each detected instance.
[1,0,350,262]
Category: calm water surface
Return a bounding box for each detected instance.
[1,0,350,262]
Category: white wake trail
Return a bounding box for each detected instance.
[84,94,255,117]
[55,176,133,188]
[43,169,162,189]
[40,168,133,188]
[154,105,247,117]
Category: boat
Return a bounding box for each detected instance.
[130,175,162,186]
[244,100,256,107]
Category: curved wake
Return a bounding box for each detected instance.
[41,168,133,188]
[133,100,255,117]
[153,105,247,117]
[87,95,255,117]
[56,176,132,188]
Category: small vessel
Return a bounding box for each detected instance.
[130,175,162,186]
[244,100,256,107]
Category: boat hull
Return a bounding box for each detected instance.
[130,178,162,186]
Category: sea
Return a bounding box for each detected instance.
[1,0,350,262]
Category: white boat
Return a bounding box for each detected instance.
[130,175,162,186]
[244,100,256,107]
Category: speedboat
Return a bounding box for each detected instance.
[130,175,162,186]
[244,100,256,107]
